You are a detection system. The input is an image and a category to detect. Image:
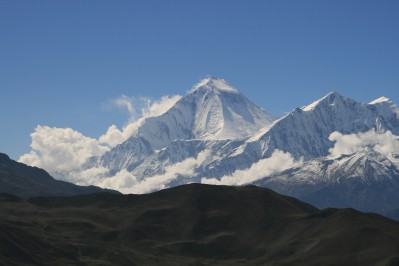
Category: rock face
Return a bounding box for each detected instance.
[1,184,399,265]
[0,153,118,198]
[255,148,399,215]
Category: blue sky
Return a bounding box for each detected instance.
[1,0,398,160]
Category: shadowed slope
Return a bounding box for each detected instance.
[0,184,398,265]
[0,153,118,197]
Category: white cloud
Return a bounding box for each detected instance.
[114,95,137,121]
[97,169,138,192]
[201,150,303,186]
[328,129,399,157]
[99,94,181,147]
[112,94,181,121]
[57,166,110,186]
[97,150,210,194]
[19,126,109,174]
[98,120,144,147]
[141,95,182,118]
[19,94,182,175]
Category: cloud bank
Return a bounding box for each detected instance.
[328,129,399,157]
[201,150,303,186]
[19,126,109,173]
[55,149,210,194]
[19,94,181,175]
[98,150,210,194]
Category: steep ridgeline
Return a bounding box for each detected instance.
[190,92,399,181]
[255,148,399,216]
[228,92,399,161]
[85,77,276,174]
[0,153,118,198]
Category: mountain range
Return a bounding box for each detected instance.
[32,77,399,218]
[2,77,399,264]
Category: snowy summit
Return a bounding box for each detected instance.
[191,77,239,94]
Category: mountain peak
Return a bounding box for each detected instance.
[183,77,276,140]
[301,91,350,112]
[368,96,399,119]
[192,77,239,94]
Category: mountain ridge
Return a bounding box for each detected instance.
[25,78,399,219]
[78,86,399,194]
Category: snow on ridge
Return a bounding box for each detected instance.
[301,91,344,111]
[192,77,239,94]
[301,99,322,112]
[369,96,391,105]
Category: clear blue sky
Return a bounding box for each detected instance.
[1,0,398,160]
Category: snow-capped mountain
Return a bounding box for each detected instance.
[128,77,275,149]
[85,77,276,174]
[83,86,399,185]
[187,77,277,140]
[77,79,399,211]
[88,136,155,175]
[192,91,399,180]
[254,148,399,214]
[30,77,399,219]
[251,91,399,159]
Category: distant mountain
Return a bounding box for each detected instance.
[85,77,276,176]
[217,91,399,168]
[1,184,398,265]
[255,148,399,215]
[170,91,399,183]
[41,78,399,221]
[0,153,118,197]
[78,84,399,197]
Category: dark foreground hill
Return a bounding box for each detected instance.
[1,184,399,266]
[0,153,117,197]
